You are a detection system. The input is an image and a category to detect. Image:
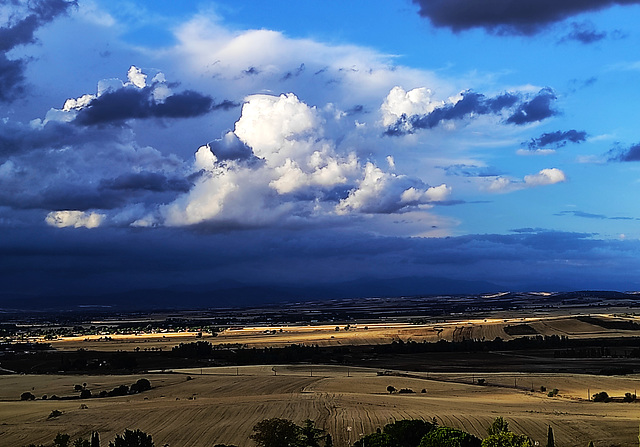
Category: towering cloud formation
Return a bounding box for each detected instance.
[411,0,640,35]
[0,0,76,102]
[159,92,449,227]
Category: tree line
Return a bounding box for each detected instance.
[24,416,595,447]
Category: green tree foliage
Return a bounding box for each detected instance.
[48,409,63,419]
[171,341,214,358]
[546,426,555,447]
[250,418,301,447]
[419,427,481,447]
[108,429,154,447]
[382,419,435,447]
[481,432,532,447]
[299,419,325,447]
[487,417,509,436]
[592,391,611,402]
[54,433,71,447]
[20,391,35,401]
[352,433,395,447]
[73,438,90,447]
[130,378,152,393]
[325,434,333,447]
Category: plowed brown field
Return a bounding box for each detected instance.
[2,366,640,447]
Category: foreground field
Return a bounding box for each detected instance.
[1,365,639,447]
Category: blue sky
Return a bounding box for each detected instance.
[2,0,640,305]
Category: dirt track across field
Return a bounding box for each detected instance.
[2,365,640,447]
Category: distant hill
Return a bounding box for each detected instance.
[0,275,503,312]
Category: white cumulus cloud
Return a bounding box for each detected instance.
[45,211,105,228]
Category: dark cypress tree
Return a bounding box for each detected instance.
[546,425,555,447]
[588,441,594,447]
[325,433,333,447]
[91,432,100,447]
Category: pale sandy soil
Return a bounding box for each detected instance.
[42,312,640,352]
[2,366,640,447]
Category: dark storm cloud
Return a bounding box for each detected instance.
[210,99,240,111]
[0,182,125,211]
[525,129,587,150]
[505,88,557,125]
[559,22,608,43]
[0,0,76,102]
[100,172,191,193]
[411,0,640,35]
[0,120,81,156]
[74,87,215,126]
[385,89,555,136]
[1,226,638,303]
[609,143,640,161]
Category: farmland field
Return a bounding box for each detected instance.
[2,365,640,447]
[42,311,640,352]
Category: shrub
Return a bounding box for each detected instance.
[540,386,546,392]
[623,392,636,402]
[20,391,36,401]
[398,388,415,394]
[130,378,151,393]
[48,410,63,419]
[477,379,486,386]
[592,391,611,402]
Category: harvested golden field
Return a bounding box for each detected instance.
[2,366,640,447]
[44,312,640,352]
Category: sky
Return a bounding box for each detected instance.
[3,0,640,307]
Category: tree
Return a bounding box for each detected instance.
[91,432,100,447]
[353,433,395,447]
[80,389,92,399]
[587,441,594,447]
[487,417,509,436]
[481,432,532,447]
[20,391,36,401]
[325,434,333,447]
[54,433,71,447]
[546,426,555,447]
[108,429,154,447]
[592,391,611,402]
[419,427,481,447]
[130,378,151,393]
[73,438,90,447]
[383,419,435,447]
[250,418,301,447]
[299,419,324,447]
[387,385,396,394]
